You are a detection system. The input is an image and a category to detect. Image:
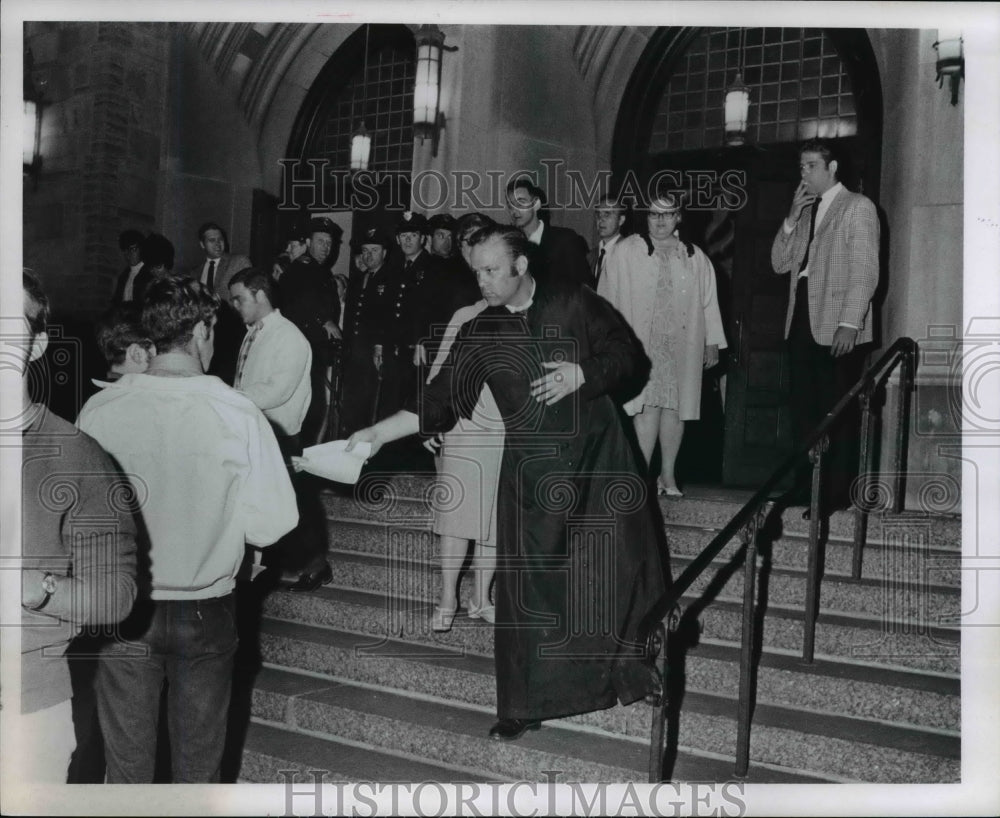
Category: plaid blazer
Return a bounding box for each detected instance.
[771,188,879,345]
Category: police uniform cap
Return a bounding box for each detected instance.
[309,217,343,240]
[358,227,392,249]
[395,210,429,235]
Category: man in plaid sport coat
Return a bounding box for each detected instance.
[771,138,880,514]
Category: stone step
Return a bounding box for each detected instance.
[241,721,500,784]
[255,618,959,783]
[248,665,837,785]
[323,513,962,588]
[676,552,960,621]
[314,547,960,660]
[319,483,961,549]
[666,525,962,588]
[261,585,959,728]
[694,602,959,675]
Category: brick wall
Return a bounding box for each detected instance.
[24,21,170,320]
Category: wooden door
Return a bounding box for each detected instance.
[720,145,799,487]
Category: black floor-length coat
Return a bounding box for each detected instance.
[417,276,670,721]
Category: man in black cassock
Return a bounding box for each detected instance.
[348,223,669,740]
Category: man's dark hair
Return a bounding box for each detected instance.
[595,194,626,213]
[197,221,229,249]
[119,229,145,251]
[23,269,50,335]
[141,275,221,352]
[455,212,496,241]
[799,139,837,171]
[466,223,532,271]
[95,304,153,366]
[228,266,275,306]
[140,233,175,271]
[505,176,545,205]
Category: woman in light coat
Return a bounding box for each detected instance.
[599,193,727,496]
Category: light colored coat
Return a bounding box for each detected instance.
[600,234,727,420]
[771,187,879,345]
[427,300,504,544]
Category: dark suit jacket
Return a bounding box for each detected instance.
[187,254,252,384]
[533,223,593,288]
[112,265,156,305]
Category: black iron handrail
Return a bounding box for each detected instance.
[642,336,917,782]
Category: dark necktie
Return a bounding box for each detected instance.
[206,259,217,290]
[798,196,821,274]
[594,247,606,285]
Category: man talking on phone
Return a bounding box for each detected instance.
[771,139,880,516]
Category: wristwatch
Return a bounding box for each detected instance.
[30,572,57,612]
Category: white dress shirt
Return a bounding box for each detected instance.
[527,221,545,246]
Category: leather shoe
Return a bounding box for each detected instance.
[488,718,541,741]
[288,562,333,592]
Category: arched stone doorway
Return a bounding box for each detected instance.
[612,27,882,487]
[252,24,417,267]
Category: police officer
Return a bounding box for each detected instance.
[277,217,343,445]
[339,226,399,436]
[426,212,481,331]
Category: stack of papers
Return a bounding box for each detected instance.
[292,440,372,484]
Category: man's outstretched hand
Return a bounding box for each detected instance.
[347,426,382,458]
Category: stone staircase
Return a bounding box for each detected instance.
[237,474,960,785]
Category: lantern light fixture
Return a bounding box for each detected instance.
[933,30,964,106]
[24,46,44,187]
[350,121,371,172]
[724,28,751,146]
[350,24,373,172]
[413,24,457,157]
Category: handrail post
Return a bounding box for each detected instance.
[646,614,673,783]
[851,385,875,579]
[892,347,915,514]
[803,436,827,663]
[735,506,765,777]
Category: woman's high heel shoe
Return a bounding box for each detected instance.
[431,603,459,633]
[657,481,683,498]
[467,598,495,624]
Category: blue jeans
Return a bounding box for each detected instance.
[95,595,238,783]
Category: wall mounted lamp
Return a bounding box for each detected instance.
[24,46,44,187]
[413,24,458,158]
[933,30,964,106]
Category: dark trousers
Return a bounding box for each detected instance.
[787,277,866,506]
[66,632,108,783]
[301,362,330,447]
[272,433,329,574]
[95,595,238,783]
